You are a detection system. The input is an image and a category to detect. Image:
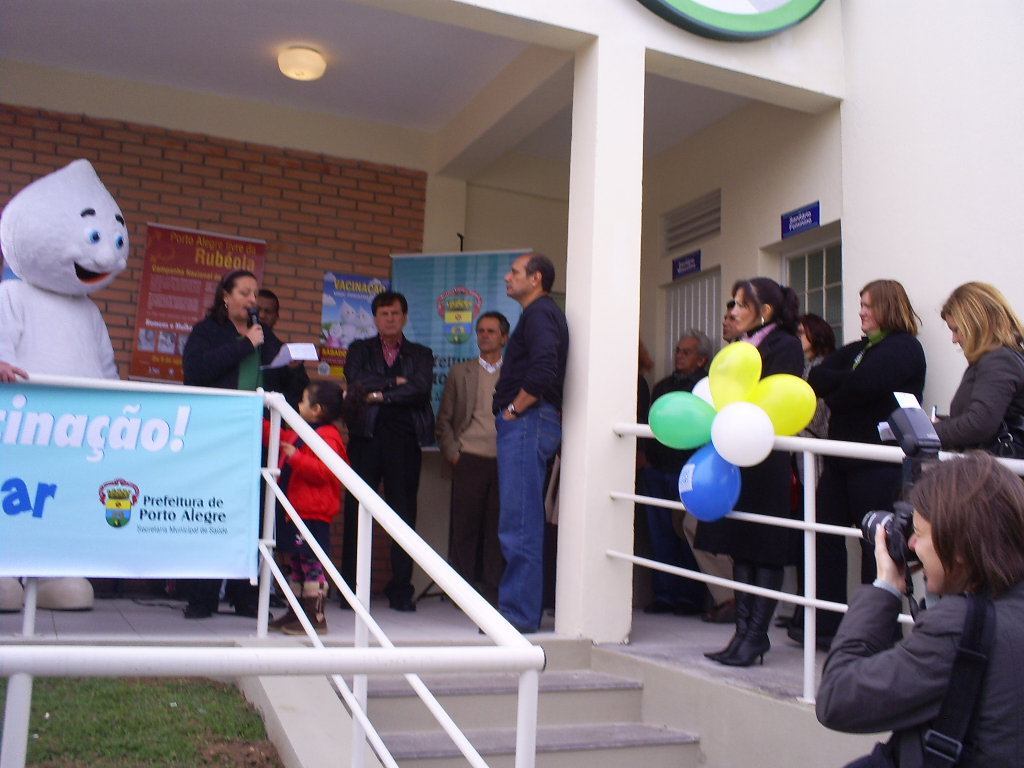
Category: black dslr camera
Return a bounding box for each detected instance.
[860,406,941,567]
[861,501,917,566]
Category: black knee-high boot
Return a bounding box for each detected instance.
[716,565,783,667]
[704,561,754,662]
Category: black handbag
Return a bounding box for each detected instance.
[981,412,1024,459]
[842,594,996,768]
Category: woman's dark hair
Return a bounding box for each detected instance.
[207,270,257,324]
[799,313,836,359]
[908,452,1024,597]
[340,380,367,431]
[732,277,800,335]
[305,380,343,423]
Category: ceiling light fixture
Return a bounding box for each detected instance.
[278,46,327,81]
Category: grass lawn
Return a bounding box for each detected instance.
[0,676,282,767]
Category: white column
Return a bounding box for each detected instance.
[556,35,645,642]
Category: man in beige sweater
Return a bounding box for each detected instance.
[436,311,510,605]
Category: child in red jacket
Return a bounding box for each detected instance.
[269,381,348,634]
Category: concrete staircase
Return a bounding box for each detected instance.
[364,640,700,768]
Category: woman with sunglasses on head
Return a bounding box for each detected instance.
[699,277,804,666]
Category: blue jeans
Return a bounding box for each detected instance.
[641,466,710,611]
[496,403,561,630]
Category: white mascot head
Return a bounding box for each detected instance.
[1,158,129,295]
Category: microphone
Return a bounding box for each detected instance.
[247,306,260,328]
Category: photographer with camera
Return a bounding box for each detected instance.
[816,452,1024,768]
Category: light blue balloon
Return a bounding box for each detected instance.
[678,443,741,522]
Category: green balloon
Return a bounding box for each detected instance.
[648,391,716,450]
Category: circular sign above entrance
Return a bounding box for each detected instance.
[636,0,826,41]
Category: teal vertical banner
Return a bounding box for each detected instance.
[0,382,263,579]
[391,250,527,417]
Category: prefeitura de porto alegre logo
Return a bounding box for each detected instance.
[437,286,482,345]
[99,478,140,528]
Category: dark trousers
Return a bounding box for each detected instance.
[815,459,902,635]
[343,431,421,604]
[641,466,711,611]
[183,578,257,613]
[449,452,504,604]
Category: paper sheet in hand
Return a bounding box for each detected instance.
[263,343,319,369]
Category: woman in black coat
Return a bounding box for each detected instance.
[701,277,804,667]
[795,279,926,648]
[180,269,287,619]
[932,282,1024,453]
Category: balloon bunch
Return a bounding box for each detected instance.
[647,342,816,522]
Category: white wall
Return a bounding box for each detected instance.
[839,1,1024,410]
[463,153,569,287]
[641,101,842,374]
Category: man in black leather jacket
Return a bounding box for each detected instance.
[342,291,435,611]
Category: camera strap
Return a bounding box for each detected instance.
[921,593,996,768]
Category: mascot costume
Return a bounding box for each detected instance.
[0,159,130,611]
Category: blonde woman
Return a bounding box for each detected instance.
[933,282,1024,454]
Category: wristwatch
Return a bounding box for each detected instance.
[506,403,518,418]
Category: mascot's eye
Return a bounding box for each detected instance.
[115,235,125,249]
[88,230,101,243]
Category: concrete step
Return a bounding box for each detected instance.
[366,670,644,732]
[382,721,700,768]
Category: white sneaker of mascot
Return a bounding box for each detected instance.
[0,159,130,612]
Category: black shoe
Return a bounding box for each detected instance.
[233,603,259,618]
[715,633,770,667]
[183,604,213,619]
[643,600,675,614]
[786,624,834,651]
[704,631,742,662]
[389,598,416,612]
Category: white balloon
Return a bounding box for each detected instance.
[711,401,774,467]
[692,376,714,407]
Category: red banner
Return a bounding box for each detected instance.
[129,224,265,382]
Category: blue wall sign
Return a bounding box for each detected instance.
[672,250,701,280]
[782,202,820,239]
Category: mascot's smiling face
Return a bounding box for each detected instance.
[0,159,128,296]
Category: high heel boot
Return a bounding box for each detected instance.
[704,562,754,662]
[716,565,783,667]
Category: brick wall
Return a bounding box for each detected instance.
[0,102,428,596]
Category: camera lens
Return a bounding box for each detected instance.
[861,511,892,546]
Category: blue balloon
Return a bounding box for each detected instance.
[678,443,740,522]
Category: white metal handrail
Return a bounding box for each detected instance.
[0,376,544,768]
[613,422,1024,703]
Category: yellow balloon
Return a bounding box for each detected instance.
[749,374,817,436]
[708,342,762,409]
